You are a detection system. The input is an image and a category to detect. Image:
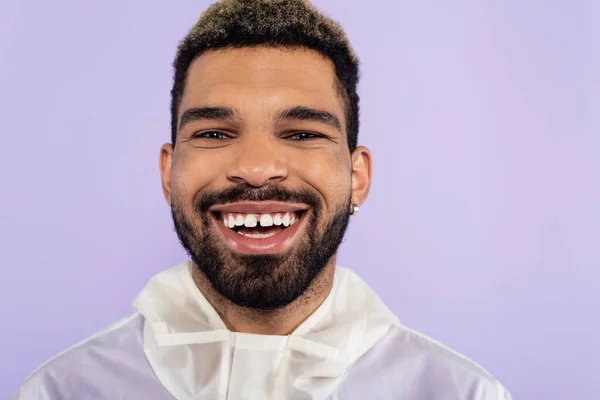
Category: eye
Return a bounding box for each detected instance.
[288,132,322,141]
[193,131,231,140]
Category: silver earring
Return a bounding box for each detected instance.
[350,203,360,215]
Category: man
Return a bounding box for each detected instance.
[13,0,511,399]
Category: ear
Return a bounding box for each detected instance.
[159,143,174,206]
[350,146,372,206]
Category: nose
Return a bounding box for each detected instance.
[227,141,288,187]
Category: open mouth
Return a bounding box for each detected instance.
[213,210,306,238]
[208,202,309,255]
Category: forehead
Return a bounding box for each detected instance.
[180,47,345,122]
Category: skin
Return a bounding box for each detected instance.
[159,46,372,335]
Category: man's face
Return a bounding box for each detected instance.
[161,47,370,310]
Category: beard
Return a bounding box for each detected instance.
[171,183,351,311]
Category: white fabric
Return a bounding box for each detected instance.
[132,262,401,400]
[335,325,512,400]
[12,262,512,399]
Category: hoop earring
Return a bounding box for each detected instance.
[350,203,360,215]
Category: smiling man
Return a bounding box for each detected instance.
[13,1,511,399]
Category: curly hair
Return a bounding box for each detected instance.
[171,0,360,152]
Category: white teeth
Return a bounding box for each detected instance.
[239,231,277,239]
[244,214,258,228]
[221,211,301,229]
[259,214,273,227]
[235,215,244,226]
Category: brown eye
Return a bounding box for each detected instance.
[194,131,230,140]
[289,132,321,141]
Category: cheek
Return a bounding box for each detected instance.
[295,150,352,209]
[171,150,225,205]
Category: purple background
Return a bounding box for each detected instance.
[1,0,599,398]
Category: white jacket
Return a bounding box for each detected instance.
[13,262,511,400]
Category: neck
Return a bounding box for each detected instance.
[191,260,336,335]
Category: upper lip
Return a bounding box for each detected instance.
[209,201,309,214]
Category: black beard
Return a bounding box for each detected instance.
[171,184,351,310]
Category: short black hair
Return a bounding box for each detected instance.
[171,0,360,152]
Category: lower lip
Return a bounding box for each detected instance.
[212,214,307,255]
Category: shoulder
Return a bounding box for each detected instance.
[336,324,511,400]
[11,313,168,400]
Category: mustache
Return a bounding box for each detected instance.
[195,184,320,212]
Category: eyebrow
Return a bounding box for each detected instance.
[276,106,342,133]
[178,105,343,133]
[178,106,239,132]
